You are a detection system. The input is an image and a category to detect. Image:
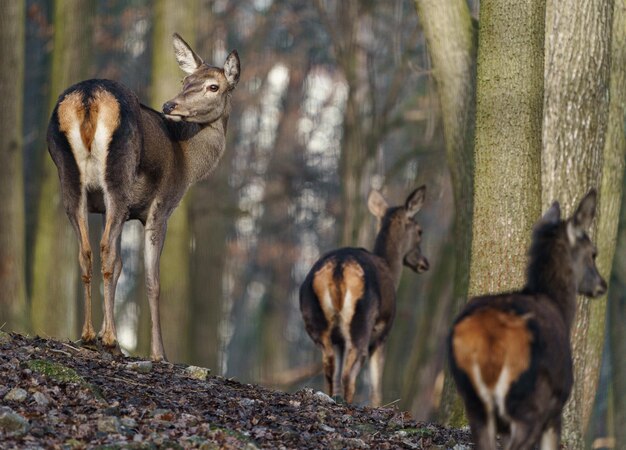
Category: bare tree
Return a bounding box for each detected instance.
[542,0,615,445]
[31,0,95,339]
[413,0,476,424]
[0,0,27,331]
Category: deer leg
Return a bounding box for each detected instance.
[320,335,335,397]
[341,343,367,404]
[368,344,385,407]
[99,205,125,349]
[67,194,95,343]
[144,217,167,361]
[506,420,543,450]
[467,407,497,450]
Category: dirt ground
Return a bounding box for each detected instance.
[0,332,472,449]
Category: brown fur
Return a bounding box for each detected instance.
[453,308,532,389]
[300,187,427,406]
[57,89,121,152]
[57,92,85,143]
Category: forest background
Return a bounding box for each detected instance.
[0,1,624,448]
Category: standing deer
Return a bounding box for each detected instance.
[47,33,240,361]
[300,187,429,406]
[449,189,607,449]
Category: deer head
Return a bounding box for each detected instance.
[368,186,429,273]
[162,33,240,124]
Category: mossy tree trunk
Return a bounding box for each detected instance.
[469,0,545,298]
[542,0,615,446]
[31,0,95,340]
[0,1,27,332]
[150,0,199,363]
[412,0,477,425]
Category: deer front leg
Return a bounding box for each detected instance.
[144,217,167,362]
[368,344,385,407]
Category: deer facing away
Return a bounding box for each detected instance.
[47,33,240,361]
[449,189,607,449]
[300,187,429,406]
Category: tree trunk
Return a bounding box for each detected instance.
[469,0,544,298]
[31,0,95,339]
[605,3,626,447]
[413,0,477,425]
[0,0,27,332]
[150,0,199,363]
[542,0,614,446]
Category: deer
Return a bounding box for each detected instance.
[448,189,607,449]
[300,186,429,406]
[47,33,240,361]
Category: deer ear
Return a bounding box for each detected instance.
[405,185,426,217]
[572,189,597,230]
[368,190,388,218]
[540,201,561,226]
[224,50,240,87]
[567,189,597,245]
[172,33,204,75]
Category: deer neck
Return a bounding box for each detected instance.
[524,239,578,330]
[173,115,229,185]
[373,227,404,289]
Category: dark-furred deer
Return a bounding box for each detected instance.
[300,187,429,405]
[47,33,240,361]
[449,189,607,449]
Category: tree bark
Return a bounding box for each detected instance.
[0,0,27,332]
[413,0,477,425]
[31,0,95,339]
[605,3,626,447]
[542,0,614,446]
[150,0,199,363]
[469,0,544,293]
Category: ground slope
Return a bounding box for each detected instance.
[0,332,471,449]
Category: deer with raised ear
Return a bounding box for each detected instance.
[449,189,607,449]
[300,187,429,406]
[47,33,240,361]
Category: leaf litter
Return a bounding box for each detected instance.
[0,332,472,449]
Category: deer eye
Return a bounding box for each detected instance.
[208,84,219,92]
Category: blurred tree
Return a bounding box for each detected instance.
[610,183,626,447]
[542,0,616,446]
[0,0,27,331]
[412,0,476,425]
[187,2,231,370]
[313,0,421,248]
[149,0,199,363]
[31,0,95,339]
[605,1,626,448]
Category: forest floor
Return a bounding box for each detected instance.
[0,331,472,449]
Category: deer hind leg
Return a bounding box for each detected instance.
[467,406,497,450]
[98,199,126,349]
[341,343,367,404]
[320,334,336,397]
[65,190,96,343]
[506,420,543,450]
[144,213,167,361]
[368,344,385,407]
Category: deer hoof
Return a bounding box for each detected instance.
[80,331,97,345]
[332,395,346,404]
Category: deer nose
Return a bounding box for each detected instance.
[594,278,608,297]
[163,101,177,114]
[417,257,430,273]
